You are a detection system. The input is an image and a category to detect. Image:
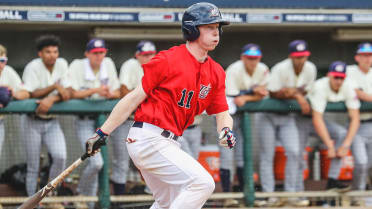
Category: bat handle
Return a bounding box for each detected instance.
[81,153,90,161]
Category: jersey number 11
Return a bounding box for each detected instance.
[177,89,194,109]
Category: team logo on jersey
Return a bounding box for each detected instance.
[199,84,211,99]
[210,8,219,17]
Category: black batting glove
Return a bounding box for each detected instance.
[86,128,108,156]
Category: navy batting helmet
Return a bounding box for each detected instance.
[182,2,229,41]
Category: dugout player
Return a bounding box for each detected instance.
[256,40,316,207]
[69,39,120,209]
[0,44,29,156]
[308,61,366,196]
[85,3,236,209]
[346,43,372,203]
[223,43,269,207]
[113,40,157,196]
[22,35,70,209]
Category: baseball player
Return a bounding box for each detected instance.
[308,61,366,195]
[112,40,157,196]
[0,44,29,155]
[256,40,316,207]
[68,39,120,209]
[22,35,70,209]
[346,43,372,197]
[223,43,269,207]
[85,3,236,209]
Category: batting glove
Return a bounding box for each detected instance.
[86,128,108,156]
[218,127,236,149]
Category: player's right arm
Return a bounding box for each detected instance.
[100,83,147,134]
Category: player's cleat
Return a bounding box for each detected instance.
[285,197,310,207]
[351,197,366,206]
[263,197,284,207]
[222,199,240,207]
[326,178,351,192]
[73,201,89,209]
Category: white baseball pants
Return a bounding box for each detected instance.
[126,122,215,209]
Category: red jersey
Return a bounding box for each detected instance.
[134,44,228,136]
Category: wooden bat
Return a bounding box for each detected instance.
[17,153,90,209]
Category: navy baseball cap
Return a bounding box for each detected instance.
[241,44,262,57]
[288,40,311,57]
[136,41,156,55]
[328,61,347,78]
[86,39,107,53]
[357,42,372,54]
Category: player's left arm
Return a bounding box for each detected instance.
[216,110,233,132]
[12,89,30,100]
[216,110,236,149]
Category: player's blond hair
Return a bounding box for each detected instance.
[0,44,7,56]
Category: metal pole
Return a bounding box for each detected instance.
[241,112,255,206]
[96,114,110,209]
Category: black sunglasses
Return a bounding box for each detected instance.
[0,57,7,63]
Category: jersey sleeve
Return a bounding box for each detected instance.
[308,81,327,113]
[105,58,120,91]
[344,82,361,110]
[206,70,229,115]
[267,65,283,92]
[22,63,39,92]
[141,53,168,95]
[260,64,270,86]
[68,60,82,91]
[59,58,71,88]
[304,63,317,93]
[119,59,135,90]
[225,65,240,96]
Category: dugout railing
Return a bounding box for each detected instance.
[0,98,371,208]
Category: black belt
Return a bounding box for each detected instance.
[132,121,179,141]
[361,119,372,123]
[27,114,54,121]
[78,115,97,120]
[187,124,197,129]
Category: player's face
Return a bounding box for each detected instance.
[85,51,106,67]
[197,23,220,51]
[241,56,261,72]
[355,54,372,69]
[136,53,156,65]
[329,75,345,92]
[0,55,7,70]
[38,46,59,67]
[290,55,308,70]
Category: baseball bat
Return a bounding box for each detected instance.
[17,153,90,209]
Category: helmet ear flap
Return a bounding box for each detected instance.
[182,21,200,41]
[219,25,223,36]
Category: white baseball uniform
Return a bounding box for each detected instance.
[223,60,269,192]
[0,65,27,158]
[69,57,119,202]
[257,58,316,192]
[22,58,69,196]
[306,77,366,189]
[346,65,371,190]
